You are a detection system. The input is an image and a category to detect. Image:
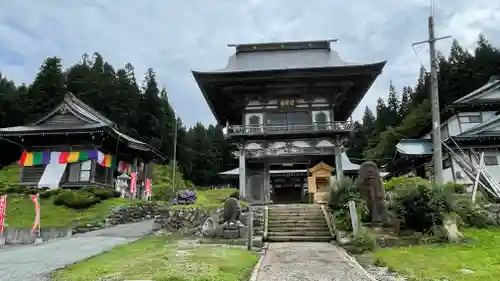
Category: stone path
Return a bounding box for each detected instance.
[0,220,154,281]
[255,242,375,281]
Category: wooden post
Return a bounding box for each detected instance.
[246,204,253,251]
[348,201,359,236]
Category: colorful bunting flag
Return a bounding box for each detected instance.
[19,152,50,166]
[19,150,117,167]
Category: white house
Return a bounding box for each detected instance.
[395,75,500,185]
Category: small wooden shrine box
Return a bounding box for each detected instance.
[307,162,333,203]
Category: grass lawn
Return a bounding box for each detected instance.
[5,195,132,228]
[51,235,259,281]
[171,188,248,209]
[374,228,500,281]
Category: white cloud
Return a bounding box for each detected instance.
[0,0,499,125]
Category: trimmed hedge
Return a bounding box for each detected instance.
[54,190,101,209]
[81,186,120,200]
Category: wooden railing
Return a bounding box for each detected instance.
[227,121,354,135]
[246,146,335,158]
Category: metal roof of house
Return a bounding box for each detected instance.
[395,139,433,156]
[453,76,500,104]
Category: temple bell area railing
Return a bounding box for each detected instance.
[225,121,354,136]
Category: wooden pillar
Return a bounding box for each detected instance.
[334,144,343,182]
[239,149,246,199]
[263,161,270,203]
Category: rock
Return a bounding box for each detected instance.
[460,268,474,274]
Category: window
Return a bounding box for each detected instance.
[80,160,92,181]
[266,111,309,131]
[314,112,328,130]
[459,114,482,124]
[248,115,261,133]
[484,155,498,166]
[67,160,92,182]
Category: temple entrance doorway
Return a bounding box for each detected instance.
[269,163,307,204]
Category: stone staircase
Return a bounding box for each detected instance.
[265,204,333,242]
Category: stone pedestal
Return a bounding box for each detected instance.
[216,221,247,239]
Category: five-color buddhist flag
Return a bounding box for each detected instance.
[19,151,50,166]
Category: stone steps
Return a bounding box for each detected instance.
[265,204,333,242]
[268,218,326,223]
[266,235,332,242]
[268,226,329,232]
[268,230,331,237]
[268,215,325,220]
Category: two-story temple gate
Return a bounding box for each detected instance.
[193,39,386,204]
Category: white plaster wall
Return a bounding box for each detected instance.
[442,166,455,183]
[446,115,461,136]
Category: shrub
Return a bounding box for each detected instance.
[39,189,62,198]
[452,197,497,228]
[349,231,377,253]
[328,177,361,211]
[392,184,453,233]
[173,189,197,205]
[442,181,467,194]
[384,175,431,192]
[329,177,370,228]
[54,190,101,209]
[82,186,118,200]
[152,183,176,201]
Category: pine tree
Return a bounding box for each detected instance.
[386,81,401,126]
[27,57,66,121]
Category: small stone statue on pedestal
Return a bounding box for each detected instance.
[217,197,247,239]
[356,161,387,226]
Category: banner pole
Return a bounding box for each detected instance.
[37,194,41,238]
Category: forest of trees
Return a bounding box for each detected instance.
[346,34,500,174]
[0,34,499,185]
[0,53,236,186]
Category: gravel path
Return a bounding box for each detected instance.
[255,242,376,281]
[0,220,154,281]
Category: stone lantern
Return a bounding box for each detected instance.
[115,173,130,198]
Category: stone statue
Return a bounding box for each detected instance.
[356,161,387,225]
[217,197,246,239]
[223,197,241,222]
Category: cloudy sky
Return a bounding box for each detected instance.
[1,0,499,126]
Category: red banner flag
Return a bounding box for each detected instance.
[0,195,7,234]
[145,178,152,195]
[130,172,137,194]
[30,194,40,233]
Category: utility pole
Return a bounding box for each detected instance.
[412,10,451,185]
[172,117,178,192]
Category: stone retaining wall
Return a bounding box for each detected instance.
[483,203,500,223]
[73,201,168,234]
[153,206,264,237]
[1,227,73,244]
